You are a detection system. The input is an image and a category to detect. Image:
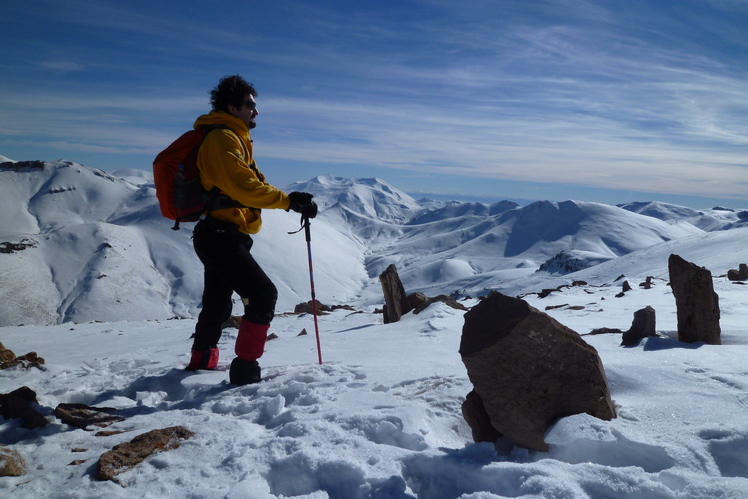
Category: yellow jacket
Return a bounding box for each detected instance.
[193,111,291,234]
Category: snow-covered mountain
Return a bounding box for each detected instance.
[0,160,744,327]
[619,200,748,231]
[0,162,364,326]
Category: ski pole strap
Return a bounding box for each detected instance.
[287,214,310,235]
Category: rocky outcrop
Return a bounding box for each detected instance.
[621,306,657,346]
[727,264,748,281]
[668,254,721,345]
[639,276,654,289]
[0,342,45,370]
[379,264,410,323]
[96,426,195,482]
[0,386,48,429]
[407,292,468,314]
[459,291,616,451]
[588,306,658,346]
[293,300,331,315]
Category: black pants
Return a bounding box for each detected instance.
[192,218,277,351]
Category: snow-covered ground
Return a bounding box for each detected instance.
[2,269,748,498]
[2,160,748,497]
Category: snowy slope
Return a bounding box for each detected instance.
[2,251,748,497]
[0,162,366,326]
[362,199,705,302]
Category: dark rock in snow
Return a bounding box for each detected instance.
[293,300,331,315]
[0,386,48,429]
[407,292,468,314]
[727,263,748,281]
[621,306,657,346]
[54,403,124,430]
[379,264,411,323]
[639,276,654,289]
[462,389,502,443]
[459,291,616,451]
[668,254,721,345]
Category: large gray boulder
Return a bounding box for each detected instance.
[668,254,721,345]
[459,291,616,451]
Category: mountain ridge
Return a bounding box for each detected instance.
[1,159,746,326]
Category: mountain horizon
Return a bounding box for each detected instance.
[2,159,747,327]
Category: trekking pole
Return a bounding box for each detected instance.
[303,216,323,364]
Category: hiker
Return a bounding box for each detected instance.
[186,75,318,385]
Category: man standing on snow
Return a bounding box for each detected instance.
[186,75,317,385]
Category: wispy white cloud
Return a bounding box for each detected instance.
[1,0,747,204]
[39,60,86,71]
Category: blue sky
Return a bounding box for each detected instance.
[2,0,748,208]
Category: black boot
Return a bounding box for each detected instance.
[229,358,262,385]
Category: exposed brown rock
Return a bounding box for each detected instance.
[95,430,126,437]
[379,264,411,323]
[0,343,14,364]
[0,445,25,477]
[54,403,124,430]
[668,254,721,345]
[293,300,331,315]
[407,292,468,314]
[460,291,616,451]
[96,426,195,482]
[0,342,45,370]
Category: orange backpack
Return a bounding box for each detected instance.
[153,127,243,230]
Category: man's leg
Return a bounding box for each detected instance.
[229,237,278,385]
[186,267,233,370]
[188,225,237,370]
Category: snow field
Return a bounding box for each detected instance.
[2,275,748,498]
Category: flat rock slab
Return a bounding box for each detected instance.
[96,426,195,482]
[54,403,125,430]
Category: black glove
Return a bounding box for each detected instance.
[287,191,313,213]
[301,200,318,219]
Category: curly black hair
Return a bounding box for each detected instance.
[209,75,257,112]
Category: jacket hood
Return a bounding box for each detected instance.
[193,111,249,137]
